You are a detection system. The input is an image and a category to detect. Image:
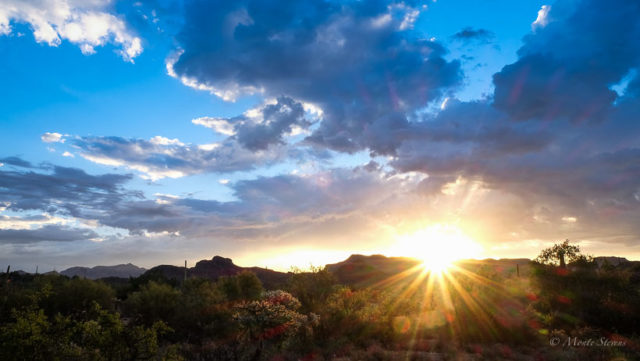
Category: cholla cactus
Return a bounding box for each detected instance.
[262,290,301,309]
[233,290,319,359]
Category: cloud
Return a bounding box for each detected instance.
[168,0,461,155]
[451,27,494,43]
[0,0,142,61]
[0,159,135,216]
[72,97,316,179]
[0,225,99,244]
[493,0,640,122]
[0,213,68,230]
[73,135,288,180]
[193,96,311,151]
[532,5,551,29]
[0,156,33,168]
[5,0,640,268]
[93,165,425,242]
[192,117,236,136]
[41,132,65,143]
[103,0,640,254]
[389,98,640,247]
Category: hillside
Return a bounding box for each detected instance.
[145,256,290,289]
[61,263,146,280]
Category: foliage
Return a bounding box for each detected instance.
[0,302,175,361]
[1,253,640,360]
[217,271,264,301]
[286,265,337,313]
[124,280,181,327]
[534,239,590,268]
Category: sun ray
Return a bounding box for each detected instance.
[390,223,484,273]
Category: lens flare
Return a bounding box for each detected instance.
[392,224,483,273]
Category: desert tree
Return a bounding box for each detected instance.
[534,239,587,268]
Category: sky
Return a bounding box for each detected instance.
[1,0,640,272]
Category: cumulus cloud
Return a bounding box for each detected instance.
[192,117,236,136]
[194,97,312,151]
[0,0,142,61]
[41,132,65,143]
[168,0,461,154]
[493,0,640,122]
[72,97,316,179]
[532,5,551,29]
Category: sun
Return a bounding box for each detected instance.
[392,224,483,273]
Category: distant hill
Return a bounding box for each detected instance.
[327,255,535,287]
[326,254,422,287]
[145,256,290,289]
[594,256,630,267]
[52,254,639,288]
[61,263,146,280]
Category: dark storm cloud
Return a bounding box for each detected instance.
[0,225,99,244]
[493,0,640,122]
[452,27,494,43]
[169,0,461,155]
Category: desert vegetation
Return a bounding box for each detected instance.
[1,242,639,361]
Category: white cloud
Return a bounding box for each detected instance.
[0,0,142,61]
[80,153,186,181]
[149,136,184,146]
[41,132,65,143]
[62,151,74,157]
[0,213,69,230]
[166,50,262,101]
[197,143,220,151]
[532,5,551,29]
[192,117,236,136]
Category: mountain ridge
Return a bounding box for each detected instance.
[25,255,639,285]
[61,263,146,280]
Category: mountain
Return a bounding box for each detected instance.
[327,254,535,287]
[594,256,630,267]
[145,256,290,289]
[61,263,146,280]
[326,254,422,287]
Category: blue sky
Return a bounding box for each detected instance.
[1,0,639,271]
